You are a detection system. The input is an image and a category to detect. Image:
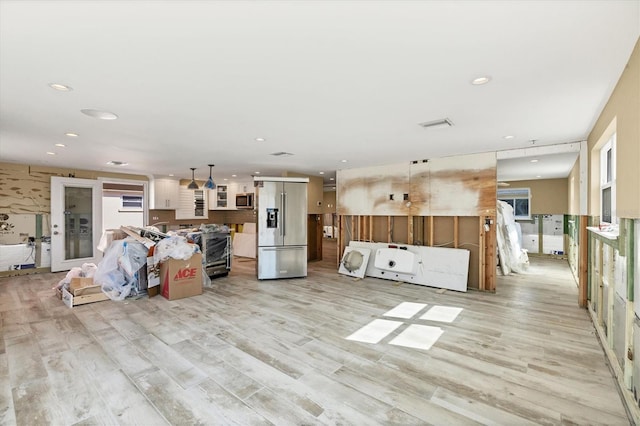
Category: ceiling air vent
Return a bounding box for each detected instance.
[418,118,453,129]
[270,152,294,157]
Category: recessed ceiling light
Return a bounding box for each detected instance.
[231,174,237,177]
[471,76,491,85]
[54,143,66,148]
[81,109,118,120]
[330,177,334,181]
[332,187,336,190]
[341,159,348,163]
[49,83,72,91]
[255,137,265,142]
[319,172,325,175]
[254,171,261,174]
[46,151,56,155]
[169,174,174,177]
[503,135,514,140]
[223,178,228,181]
[536,175,542,178]
[106,161,128,166]
[65,132,78,137]
[530,159,539,163]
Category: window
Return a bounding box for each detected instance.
[600,134,616,224]
[498,188,531,220]
[121,194,143,211]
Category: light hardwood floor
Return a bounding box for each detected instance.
[0,240,630,425]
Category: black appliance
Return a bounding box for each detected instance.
[235,193,254,209]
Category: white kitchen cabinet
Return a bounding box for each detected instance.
[208,184,233,210]
[149,178,179,209]
[207,181,253,210]
[175,187,208,220]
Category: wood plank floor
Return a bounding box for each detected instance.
[0,239,630,425]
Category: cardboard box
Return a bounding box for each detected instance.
[62,286,109,308]
[70,277,95,293]
[159,253,203,300]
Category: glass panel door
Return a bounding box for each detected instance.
[64,186,94,260]
[51,177,102,272]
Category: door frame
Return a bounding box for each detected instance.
[50,176,103,272]
[98,176,149,229]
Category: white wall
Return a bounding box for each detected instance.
[102,193,144,231]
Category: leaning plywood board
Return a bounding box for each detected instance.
[349,241,469,292]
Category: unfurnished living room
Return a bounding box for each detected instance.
[0,1,639,425]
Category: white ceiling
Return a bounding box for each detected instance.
[1,1,638,186]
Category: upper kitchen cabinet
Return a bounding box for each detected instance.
[149,178,179,209]
[208,181,253,210]
[176,186,208,220]
[208,184,232,210]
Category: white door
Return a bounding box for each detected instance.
[51,177,102,272]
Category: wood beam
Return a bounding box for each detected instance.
[428,216,434,246]
[578,215,588,308]
[407,216,413,245]
[479,217,486,291]
[453,216,459,248]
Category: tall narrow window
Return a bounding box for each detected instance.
[600,134,616,224]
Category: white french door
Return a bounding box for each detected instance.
[51,177,102,272]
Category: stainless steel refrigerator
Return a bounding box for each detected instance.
[256,177,308,279]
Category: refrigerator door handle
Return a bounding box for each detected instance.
[281,191,286,237]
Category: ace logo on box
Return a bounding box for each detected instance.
[159,253,203,301]
[175,267,198,280]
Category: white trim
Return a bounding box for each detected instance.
[579,140,588,215]
[599,134,616,224]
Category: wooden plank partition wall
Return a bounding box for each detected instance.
[336,214,495,291]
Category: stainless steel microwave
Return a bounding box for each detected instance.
[235,193,254,209]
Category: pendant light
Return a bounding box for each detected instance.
[203,164,216,190]
[187,167,199,189]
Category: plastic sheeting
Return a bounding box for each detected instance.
[496,200,529,275]
[152,235,211,288]
[153,236,199,264]
[94,238,148,301]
